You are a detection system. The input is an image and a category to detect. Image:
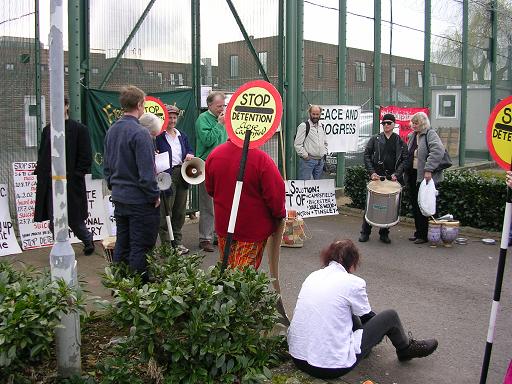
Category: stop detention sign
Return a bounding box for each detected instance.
[486,96,512,170]
[225,80,282,149]
[145,95,169,133]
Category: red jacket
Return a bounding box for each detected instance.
[205,141,286,242]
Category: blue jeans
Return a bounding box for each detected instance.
[113,201,160,280]
[299,157,324,180]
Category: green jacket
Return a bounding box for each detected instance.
[195,111,228,160]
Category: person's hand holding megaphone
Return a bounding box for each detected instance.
[184,153,194,162]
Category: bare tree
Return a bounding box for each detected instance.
[432,0,512,82]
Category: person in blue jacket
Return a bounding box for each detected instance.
[155,104,194,254]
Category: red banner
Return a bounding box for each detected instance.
[380,105,429,143]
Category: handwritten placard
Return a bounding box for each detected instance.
[0,184,22,256]
[13,162,53,250]
[103,195,116,236]
[285,179,338,218]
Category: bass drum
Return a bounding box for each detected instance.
[364,179,402,228]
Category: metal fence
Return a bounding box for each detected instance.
[1,0,512,211]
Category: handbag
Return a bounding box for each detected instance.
[425,130,452,171]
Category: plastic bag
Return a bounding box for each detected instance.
[418,179,438,217]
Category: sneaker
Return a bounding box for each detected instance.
[358,233,370,242]
[83,242,95,256]
[379,234,391,244]
[199,240,215,252]
[413,238,428,244]
[408,236,417,241]
[397,337,438,362]
[176,244,189,255]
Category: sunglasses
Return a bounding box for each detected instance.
[381,121,394,125]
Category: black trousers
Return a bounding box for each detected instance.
[360,217,390,236]
[407,169,428,240]
[292,309,410,379]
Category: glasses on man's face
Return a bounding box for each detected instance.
[381,121,393,125]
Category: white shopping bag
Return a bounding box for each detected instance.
[418,179,438,217]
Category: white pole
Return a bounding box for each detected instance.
[49,0,81,377]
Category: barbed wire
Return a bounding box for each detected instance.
[0,11,35,27]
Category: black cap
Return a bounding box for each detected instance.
[381,113,395,123]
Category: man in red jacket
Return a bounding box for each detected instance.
[205,140,286,269]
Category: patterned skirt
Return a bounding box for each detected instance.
[217,235,267,270]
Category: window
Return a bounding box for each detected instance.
[91,67,99,74]
[437,93,457,118]
[169,73,176,85]
[230,55,239,78]
[64,66,69,73]
[391,66,396,86]
[355,61,366,82]
[258,51,267,75]
[148,71,154,76]
[417,70,423,88]
[431,73,437,86]
[6,63,14,70]
[317,55,324,78]
[178,73,184,85]
[157,72,163,84]
[404,68,410,87]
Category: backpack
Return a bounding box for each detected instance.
[294,121,310,142]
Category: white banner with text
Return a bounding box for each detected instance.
[285,179,338,218]
[320,105,361,152]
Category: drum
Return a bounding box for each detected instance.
[364,179,402,228]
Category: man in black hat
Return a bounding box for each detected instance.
[358,113,408,244]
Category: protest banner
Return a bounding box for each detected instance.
[380,106,429,142]
[103,194,116,236]
[285,179,338,218]
[13,162,53,250]
[0,184,22,256]
[69,175,108,242]
[320,105,360,152]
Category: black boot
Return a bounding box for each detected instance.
[358,233,370,242]
[397,338,438,362]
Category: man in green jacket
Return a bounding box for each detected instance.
[195,91,228,252]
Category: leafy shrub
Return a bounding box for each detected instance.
[344,167,507,231]
[100,245,285,383]
[437,170,506,231]
[0,262,85,380]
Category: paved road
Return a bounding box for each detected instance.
[6,211,511,384]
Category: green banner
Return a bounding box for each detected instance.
[86,88,196,178]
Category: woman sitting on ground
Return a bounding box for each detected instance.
[287,239,438,379]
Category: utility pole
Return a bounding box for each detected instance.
[49,0,81,377]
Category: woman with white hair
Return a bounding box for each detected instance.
[404,112,447,244]
[139,112,163,138]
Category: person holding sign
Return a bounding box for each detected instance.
[404,112,447,245]
[205,140,285,269]
[155,105,194,255]
[195,91,228,252]
[359,113,408,244]
[103,86,160,282]
[294,105,328,180]
[288,239,438,379]
[34,95,94,256]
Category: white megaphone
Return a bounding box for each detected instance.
[181,157,205,185]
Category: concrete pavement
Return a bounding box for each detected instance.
[4,209,511,384]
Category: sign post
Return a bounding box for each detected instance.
[222,80,282,270]
[479,96,512,384]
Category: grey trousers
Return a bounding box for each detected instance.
[198,181,214,242]
[159,169,188,245]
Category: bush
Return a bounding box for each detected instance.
[0,262,85,380]
[438,170,506,231]
[100,245,285,383]
[344,167,507,231]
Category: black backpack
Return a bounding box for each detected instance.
[294,120,310,141]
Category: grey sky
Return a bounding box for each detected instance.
[1,0,461,64]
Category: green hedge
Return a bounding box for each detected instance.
[100,246,285,383]
[345,166,507,231]
[0,262,85,381]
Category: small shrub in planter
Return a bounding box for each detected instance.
[100,245,285,383]
[0,262,85,381]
